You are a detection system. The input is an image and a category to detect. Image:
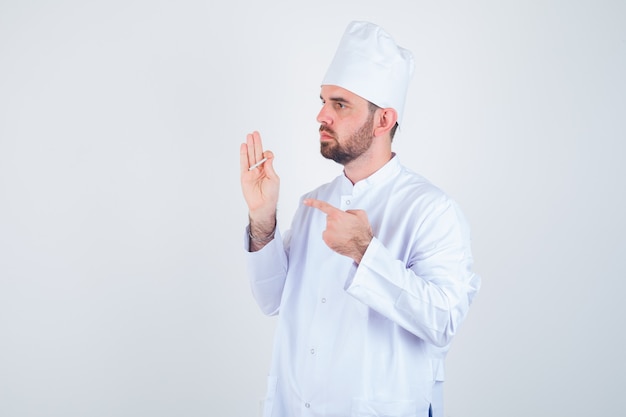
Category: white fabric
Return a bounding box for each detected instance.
[245,155,480,417]
[322,21,414,125]
[431,381,444,417]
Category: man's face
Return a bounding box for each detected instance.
[317,85,375,165]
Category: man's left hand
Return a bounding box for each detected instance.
[304,199,373,264]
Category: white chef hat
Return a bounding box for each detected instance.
[322,21,415,125]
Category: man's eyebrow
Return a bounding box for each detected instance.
[320,95,351,105]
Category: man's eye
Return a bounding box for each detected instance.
[335,102,345,109]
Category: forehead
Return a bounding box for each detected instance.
[320,85,368,106]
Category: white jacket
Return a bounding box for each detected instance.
[245,155,481,417]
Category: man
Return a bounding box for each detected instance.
[240,21,480,417]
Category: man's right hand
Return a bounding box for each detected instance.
[240,131,279,241]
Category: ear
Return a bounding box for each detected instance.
[372,108,398,138]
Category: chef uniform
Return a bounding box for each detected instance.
[245,21,481,417]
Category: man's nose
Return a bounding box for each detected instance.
[316,104,332,125]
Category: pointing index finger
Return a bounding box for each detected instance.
[303,198,342,215]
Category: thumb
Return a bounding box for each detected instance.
[346,209,368,220]
[261,150,277,176]
[347,209,372,230]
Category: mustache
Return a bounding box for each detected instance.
[319,125,336,137]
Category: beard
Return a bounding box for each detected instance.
[320,113,375,165]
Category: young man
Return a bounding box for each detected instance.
[240,21,480,417]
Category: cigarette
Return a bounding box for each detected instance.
[248,157,268,171]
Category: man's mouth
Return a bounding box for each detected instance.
[319,126,335,141]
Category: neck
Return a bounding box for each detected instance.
[343,148,393,184]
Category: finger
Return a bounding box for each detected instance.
[246,131,265,165]
[240,142,251,174]
[303,198,342,215]
[245,131,264,165]
[259,150,276,175]
[252,131,264,164]
[346,209,371,227]
[346,209,367,219]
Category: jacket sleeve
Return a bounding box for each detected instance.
[244,226,289,316]
[345,199,481,347]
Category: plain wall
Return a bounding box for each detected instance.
[1,1,624,416]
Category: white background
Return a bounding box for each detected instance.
[1,1,625,416]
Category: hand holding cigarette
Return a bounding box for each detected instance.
[240,131,280,247]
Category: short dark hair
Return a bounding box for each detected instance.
[368,101,399,141]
